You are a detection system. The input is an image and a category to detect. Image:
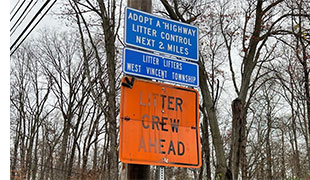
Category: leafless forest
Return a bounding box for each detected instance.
[10,0,310,179]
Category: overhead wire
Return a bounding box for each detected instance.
[10,0,58,56]
[11,0,35,33]
[10,0,39,36]
[10,0,22,15]
[10,0,27,21]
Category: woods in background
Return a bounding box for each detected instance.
[10,0,310,179]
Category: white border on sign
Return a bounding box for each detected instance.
[124,7,199,62]
[122,47,199,87]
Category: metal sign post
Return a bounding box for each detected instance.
[159,166,165,180]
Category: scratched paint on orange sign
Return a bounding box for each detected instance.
[119,76,201,168]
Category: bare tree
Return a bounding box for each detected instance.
[217,0,309,179]
[158,0,310,179]
[11,44,32,180]
[34,30,90,179]
[66,0,123,178]
[10,0,310,179]
[10,43,53,180]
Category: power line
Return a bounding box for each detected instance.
[10,0,27,21]
[10,0,57,56]
[11,0,39,37]
[10,0,22,15]
[11,0,35,33]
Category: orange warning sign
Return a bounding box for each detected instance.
[119,76,201,168]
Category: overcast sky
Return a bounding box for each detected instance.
[3,0,65,177]
[10,0,66,47]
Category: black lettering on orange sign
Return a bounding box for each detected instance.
[170,118,179,133]
[142,114,149,129]
[137,137,185,156]
[178,141,185,156]
[168,96,174,110]
[168,141,175,155]
[176,97,183,112]
[140,92,183,112]
[159,139,165,154]
[152,116,160,130]
[160,94,166,109]
[141,114,180,133]
[161,117,168,131]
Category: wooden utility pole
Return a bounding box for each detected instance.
[124,0,152,179]
[128,0,152,12]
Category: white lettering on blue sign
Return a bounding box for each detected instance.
[123,48,199,87]
[125,7,198,61]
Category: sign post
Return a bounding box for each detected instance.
[119,76,201,168]
[121,1,201,178]
[159,166,164,180]
[125,1,152,179]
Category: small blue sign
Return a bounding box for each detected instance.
[124,7,198,61]
[123,48,199,87]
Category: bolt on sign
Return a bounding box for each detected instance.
[119,76,201,168]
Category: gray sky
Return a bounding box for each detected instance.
[10,0,65,48]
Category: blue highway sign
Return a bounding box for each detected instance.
[123,48,199,87]
[124,7,199,61]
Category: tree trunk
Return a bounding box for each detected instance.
[39,126,46,180]
[57,119,70,179]
[266,112,272,180]
[105,33,118,180]
[68,107,86,179]
[67,132,78,179]
[292,113,301,177]
[199,62,228,180]
[11,119,21,180]
[229,98,244,180]
[200,109,211,180]
[281,128,286,179]
[31,129,39,180]
[96,0,119,177]
[101,126,109,180]
[301,39,310,172]
[296,1,310,170]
